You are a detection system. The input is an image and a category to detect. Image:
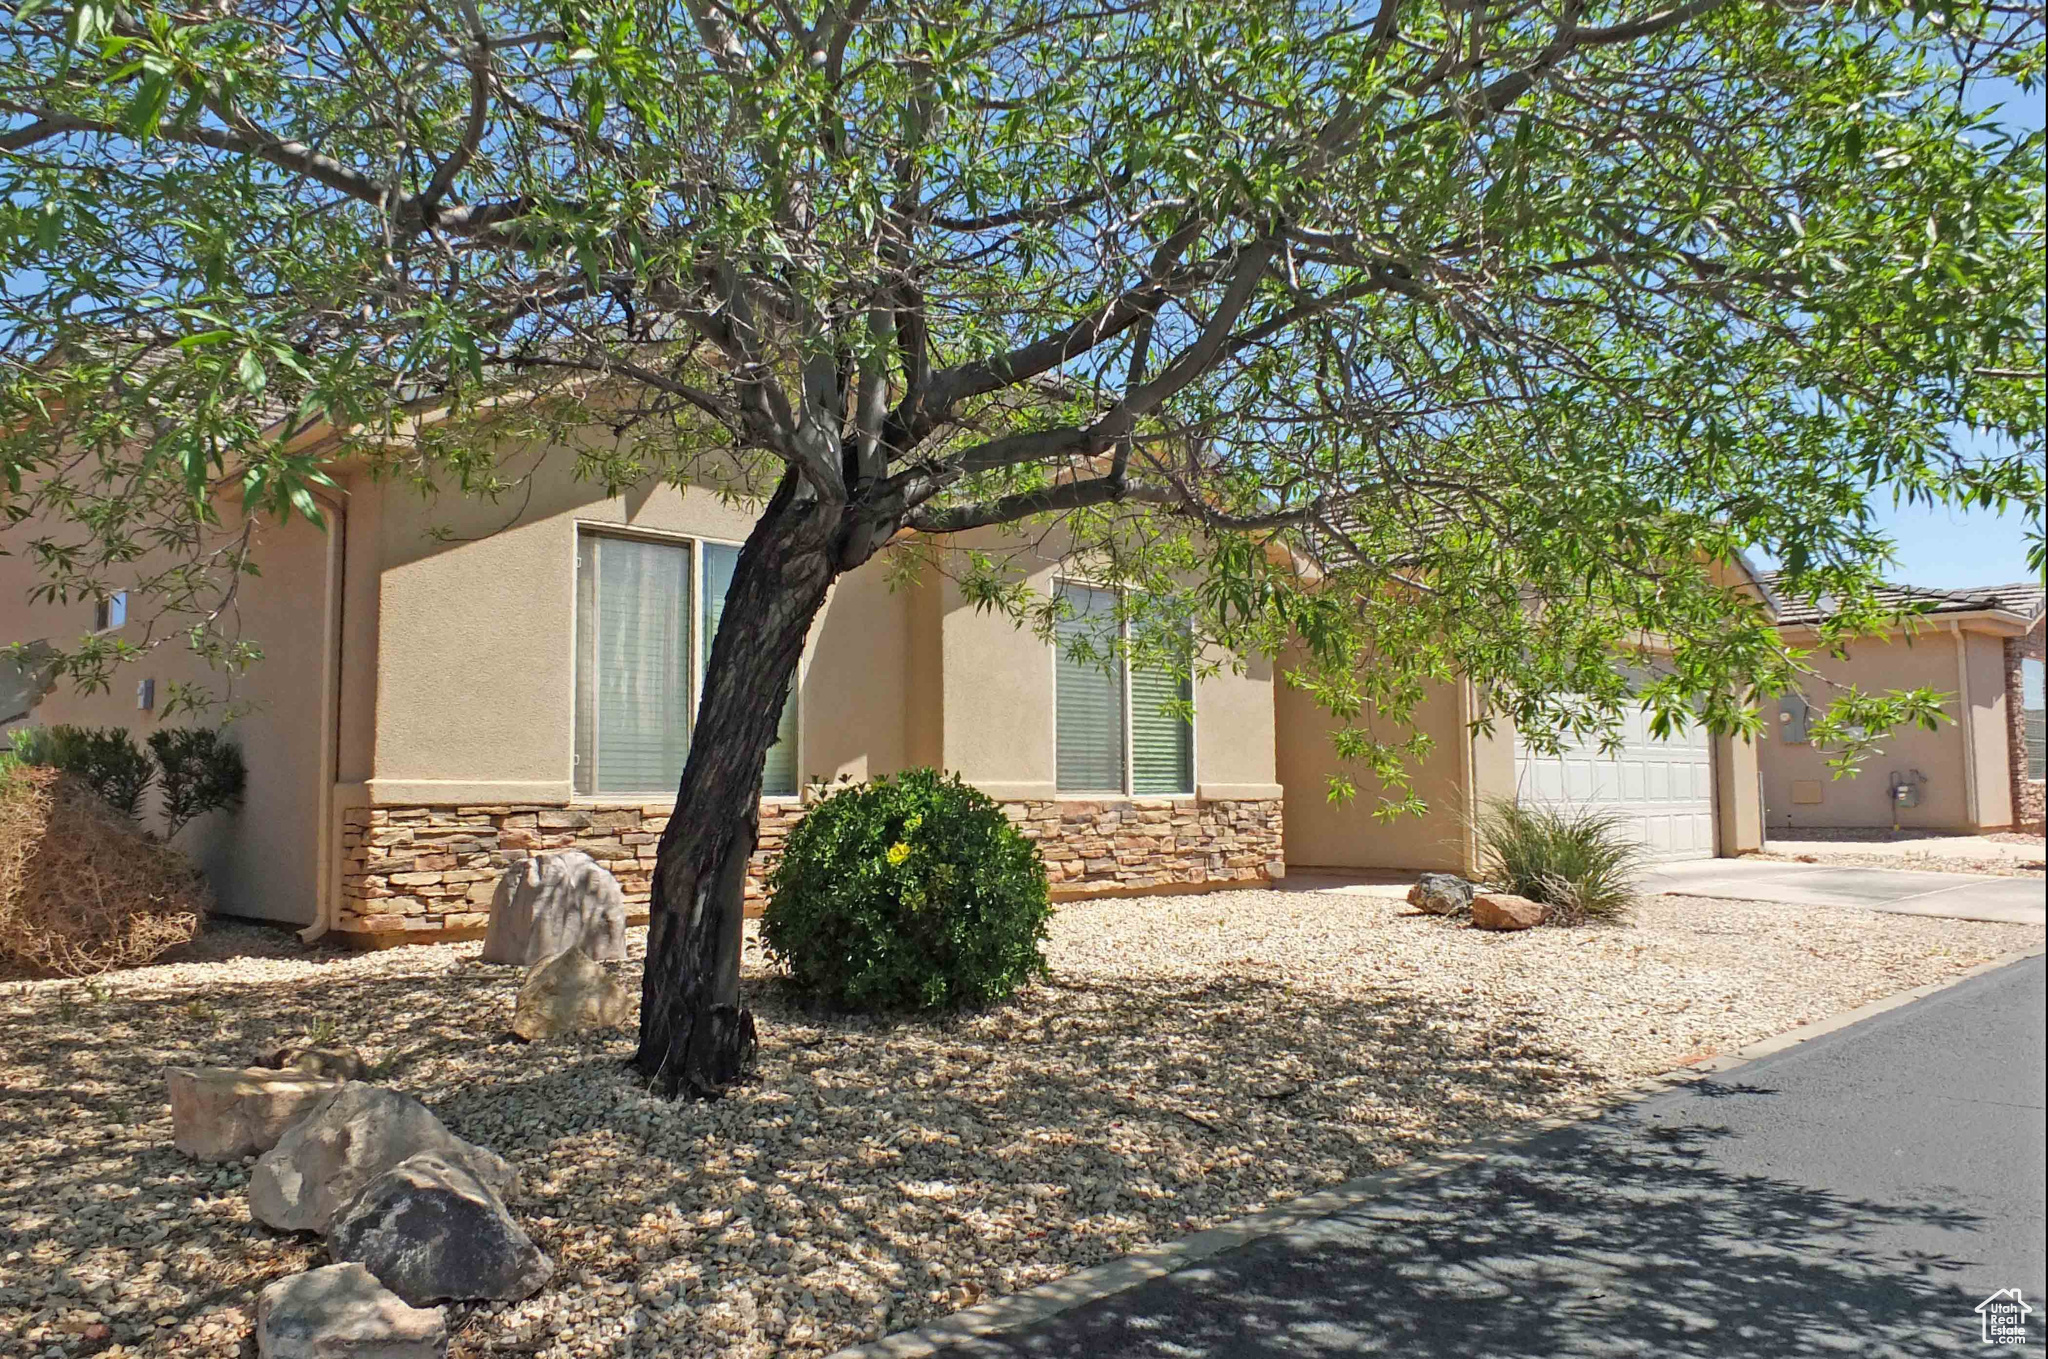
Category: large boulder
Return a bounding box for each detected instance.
[167,1066,342,1162]
[328,1152,553,1305]
[479,851,626,967]
[1471,892,1548,931]
[256,1263,447,1359]
[510,946,633,1042]
[249,1083,516,1234]
[1407,873,1476,917]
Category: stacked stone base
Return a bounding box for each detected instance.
[336,796,1282,938]
[1006,798,1284,896]
[2007,631,2045,833]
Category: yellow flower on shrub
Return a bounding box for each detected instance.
[886,841,912,867]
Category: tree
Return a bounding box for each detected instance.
[3,0,2041,1094]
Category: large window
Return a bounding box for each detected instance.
[1054,582,1193,795]
[575,532,797,798]
[2024,656,2044,782]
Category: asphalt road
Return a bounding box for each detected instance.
[1644,858,2046,925]
[924,954,2048,1358]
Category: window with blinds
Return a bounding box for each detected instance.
[576,534,693,795]
[701,543,799,797]
[1054,581,1194,795]
[574,532,800,798]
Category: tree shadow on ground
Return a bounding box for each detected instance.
[924,1103,1992,1359]
[3,949,1632,1356]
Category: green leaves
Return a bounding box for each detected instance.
[0,0,2039,786]
[762,770,1052,1012]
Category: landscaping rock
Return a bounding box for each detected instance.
[260,1045,373,1081]
[1407,873,1477,916]
[255,1263,447,1359]
[479,851,626,967]
[510,946,633,1042]
[166,1065,341,1162]
[249,1082,516,1233]
[328,1152,553,1305]
[1471,892,1548,931]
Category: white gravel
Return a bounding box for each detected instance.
[2,890,2038,1358]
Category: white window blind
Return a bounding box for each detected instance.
[1055,581,1193,796]
[1130,654,1193,795]
[701,543,799,797]
[1056,583,1126,792]
[575,534,693,795]
[574,532,802,799]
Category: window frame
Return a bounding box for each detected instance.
[1051,577,1197,798]
[572,523,802,801]
[92,591,128,633]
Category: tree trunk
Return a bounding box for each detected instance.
[632,473,839,1097]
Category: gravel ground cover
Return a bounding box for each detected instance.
[1755,828,2045,878]
[2,891,2038,1359]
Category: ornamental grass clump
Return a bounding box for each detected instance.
[763,769,1052,1011]
[1473,798,1644,925]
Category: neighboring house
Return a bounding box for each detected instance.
[1276,557,1774,874]
[1,438,1284,943]
[1757,578,2045,834]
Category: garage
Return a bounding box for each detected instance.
[1514,702,1719,862]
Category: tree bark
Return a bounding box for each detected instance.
[631,471,840,1097]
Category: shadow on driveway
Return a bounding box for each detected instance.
[931,955,2048,1358]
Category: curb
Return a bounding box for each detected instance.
[829,945,2047,1358]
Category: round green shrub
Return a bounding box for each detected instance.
[763,769,1052,1011]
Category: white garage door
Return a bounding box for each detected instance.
[1514,705,1718,862]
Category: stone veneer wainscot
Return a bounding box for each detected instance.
[336,796,1284,936]
[2006,629,2045,834]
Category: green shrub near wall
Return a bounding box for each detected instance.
[763,769,1053,1011]
[7,724,245,836]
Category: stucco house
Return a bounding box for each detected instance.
[1756,578,2045,834]
[1275,553,1776,875]
[1279,665,1769,876]
[2,434,1285,944]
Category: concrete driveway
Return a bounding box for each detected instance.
[1644,858,2045,926]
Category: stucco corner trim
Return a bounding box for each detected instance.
[970,781,1061,801]
[1197,782,1286,801]
[363,778,576,806]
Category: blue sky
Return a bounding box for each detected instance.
[1862,498,2037,589]
[1866,74,2046,591]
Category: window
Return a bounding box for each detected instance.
[2024,656,2044,782]
[574,532,797,798]
[1054,581,1193,795]
[701,543,799,798]
[93,592,127,631]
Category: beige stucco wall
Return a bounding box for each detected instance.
[0,503,338,925]
[1275,662,1520,874]
[353,446,910,803]
[1759,623,2017,831]
[1277,647,1763,869]
[351,454,1276,804]
[1712,729,1764,855]
[909,532,1280,802]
